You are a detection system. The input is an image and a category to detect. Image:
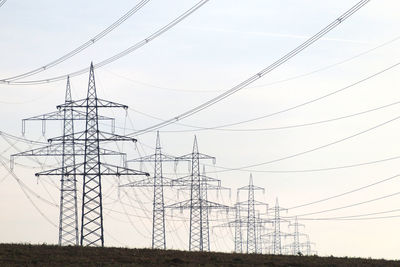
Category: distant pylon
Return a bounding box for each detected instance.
[237,174,266,254]
[120,131,180,249]
[289,217,304,255]
[272,198,288,254]
[167,136,228,251]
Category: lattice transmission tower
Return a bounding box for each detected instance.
[264,198,289,255]
[32,63,149,247]
[167,136,229,251]
[120,131,182,249]
[12,76,117,246]
[237,174,266,254]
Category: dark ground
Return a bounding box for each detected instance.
[0,243,398,266]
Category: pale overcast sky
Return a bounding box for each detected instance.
[0,0,400,260]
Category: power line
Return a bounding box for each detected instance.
[131,98,400,133]
[107,34,400,94]
[0,0,7,8]
[130,59,400,133]
[297,208,400,221]
[1,0,210,85]
[136,137,400,175]
[298,214,400,221]
[288,191,400,218]
[288,173,400,210]
[0,0,150,82]
[212,114,400,173]
[130,0,371,136]
[236,155,400,174]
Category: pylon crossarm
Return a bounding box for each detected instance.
[23,110,65,121]
[48,131,136,143]
[120,176,174,187]
[171,175,192,186]
[175,153,215,161]
[201,174,221,185]
[12,143,65,157]
[127,153,177,163]
[237,185,265,192]
[57,98,128,109]
[35,162,148,177]
[47,131,85,143]
[200,199,230,210]
[236,200,267,207]
[35,162,84,176]
[98,131,136,142]
[100,162,149,176]
[11,143,126,158]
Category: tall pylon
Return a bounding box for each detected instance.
[58,77,78,245]
[34,63,149,247]
[120,131,179,249]
[167,136,228,251]
[237,174,266,254]
[12,77,114,245]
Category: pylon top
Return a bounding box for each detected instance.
[249,173,253,186]
[156,131,161,149]
[65,76,72,103]
[193,135,198,153]
[87,62,97,99]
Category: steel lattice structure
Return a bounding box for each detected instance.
[265,198,289,255]
[237,174,266,254]
[167,136,228,251]
[12,76,125,246]
[120,131,179,249]
[58,77,78,245]
[34,63,149,247]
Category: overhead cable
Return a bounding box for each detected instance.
[288,173,400,210]
[0,0,7,8]
[1,0,209,85]
[288,191,400,218]
[297,208,400,221]
[212,114,400,173]
[130,0,371,136]
[0,0,150,82]
[108,34,400,94]
[130,98,400,133]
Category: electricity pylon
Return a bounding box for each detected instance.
[166,136,229,251]
[237,174,266,254]
[287,216,305,255]
[120,131,179,250]
[34,63,149,247]
[11,77,123,246]
[301,235,317,255]
[264,198,289,254]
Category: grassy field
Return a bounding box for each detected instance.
[0,243,398,266]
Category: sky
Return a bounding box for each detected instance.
[0,0,400,260]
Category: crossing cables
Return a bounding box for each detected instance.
[131,0,371,136]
